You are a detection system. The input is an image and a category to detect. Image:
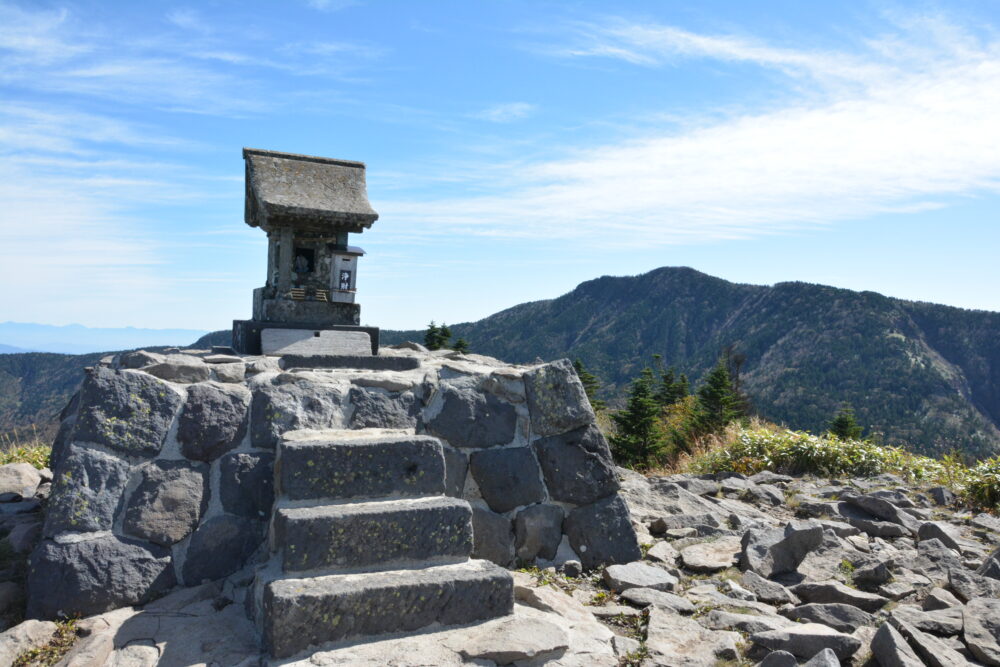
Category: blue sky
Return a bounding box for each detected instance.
[2,0,999,332]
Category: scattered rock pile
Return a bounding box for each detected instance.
[608,468,1000,665]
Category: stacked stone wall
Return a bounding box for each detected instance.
[28,347,639,619]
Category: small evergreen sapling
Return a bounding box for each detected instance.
[694,356,746,433]
[829,405,864,440]
[609,368,667,467]
[423,321,453,351]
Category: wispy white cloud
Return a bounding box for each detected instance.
[475,102,536,123]
[380,16,1000,247]
[305,0,361,12]
[0,3,386,116]
[166,9,211,35]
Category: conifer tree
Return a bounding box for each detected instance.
[573,359,605,411]
[610,368,666,467]
[694,357,745,433]
[452,337,470,354]
[423,321,453,350]
[829,405,864,440]
[424,321,442,350]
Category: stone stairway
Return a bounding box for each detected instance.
[253,428,514,659]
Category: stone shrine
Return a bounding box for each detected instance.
[232,148,380,356]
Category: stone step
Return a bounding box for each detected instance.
[274,496,473,572]
[278,429,445,501]
[263,559,514,658]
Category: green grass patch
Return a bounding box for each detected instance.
[13,619,78,667]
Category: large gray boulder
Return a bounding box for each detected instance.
[123,460,208,546]
[751,623,861,661]
[964,597,1000,666]
[889,616,972,667]
[680,536,741,572]
[532,424,618,505]
[782,603,874,633]
[564,495,641,569]
[27,535,175,618]
[741,520,824,577]
[469,447,546,513]
[871,621,924,667]
[514,503,563,561]
[219,452,275,519]
[703,609,794,634]
[645,606,740,667]
[949,566,1000,602]
[0,463,41,498]
[603,562,678,592]
[790,580,889,612]
[182,514,264,585]
[891,604,963,636]
[73,367,182,457]
[620,587,696,614]
[523,359,594,437]
[844,494,920,535]
[249,374,348,449]
[177,382,250,462]
[143,354,211,383]
[348,387,420,429]
[44,444,130,536]
[918,521,966,553]
[424,383,517,448]
[742,570,796,604]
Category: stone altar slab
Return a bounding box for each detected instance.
[261,329,371,357]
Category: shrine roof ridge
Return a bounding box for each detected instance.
[243,147,378,231]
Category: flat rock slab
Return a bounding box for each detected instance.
[790,580,889,612]
[751,623,862,661]
[0,463,41,498]
[263,560,513,659]
[262,329,372,356]
[645,606,740,667]
[964,597,1000,666]
[278,430,446,501]
[680,536,741,572]
[620,587,695,614]
[871,621,924,667]
[296,593,617,667]
[603,562,678,592]
[783,603,875,633]
[274,496,472,571]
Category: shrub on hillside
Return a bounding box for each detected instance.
[690,426,946,480]
[0,441,51,470]
[964,458,1000,510]
[687,424,1000,513]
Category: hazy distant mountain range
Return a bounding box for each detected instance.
[0,322,210,355]
[2,268,998,458]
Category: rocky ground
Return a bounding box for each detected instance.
[5,461,1000,665]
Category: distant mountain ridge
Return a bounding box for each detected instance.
[1,267,998,458]
[0,322,210,355]
[382,267,1000,457]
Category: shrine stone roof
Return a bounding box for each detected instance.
[243,148,379,233]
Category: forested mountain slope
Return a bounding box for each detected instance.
[384,267,1000,457]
